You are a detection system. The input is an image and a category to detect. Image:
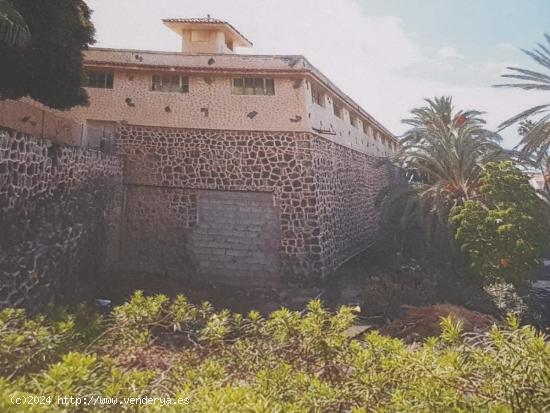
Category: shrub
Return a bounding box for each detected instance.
[0,292,548,412]
[0,305,101,378]
[452,161,550,284]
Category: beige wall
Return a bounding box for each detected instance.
[74,48,395,156]
[305,80,396,157]
[180,29,230,54]
[67,67,397,156]
[0,99,81,145]
[65,49,398,156]
[67,69,309,137]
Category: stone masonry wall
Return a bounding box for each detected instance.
[311,136,395,273]
[117,125,319,280]
[116,124,394,283]
[0,129,123,310]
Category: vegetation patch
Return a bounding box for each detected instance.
[0,291,548,412]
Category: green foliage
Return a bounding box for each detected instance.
[0,305,102,378]
[496,34,550,169]
[452,161,550,284]
[379,96,506,258]
[0,292,549,412]
[0,0,30,47]
[0,0,95,109]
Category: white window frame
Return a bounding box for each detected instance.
[151,74,189,93]
[232,78,275,95]
[84,70,114,89]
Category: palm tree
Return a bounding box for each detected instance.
[379,97,506,255]
[0,0,30,47]
[496,34,550,171]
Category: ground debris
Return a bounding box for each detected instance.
[380,304,496,342]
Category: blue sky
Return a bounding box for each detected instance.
[360,0,550,59]
[86,0,549,147]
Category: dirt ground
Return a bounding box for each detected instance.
[98,249,511,339]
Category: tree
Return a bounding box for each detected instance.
[451,161,550,284]
[379,97,506,255]
[0,0,95,109]
[496,34,550,178]
[0,0,29,47]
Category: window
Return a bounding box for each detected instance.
[350,113,359,127]
[151,74,189,93]
[311,87,324,106]
[232,78,275,95]
[85,120,116,150]
[333,100,343,119]
[191,30,209,42]
[83,70,113,89]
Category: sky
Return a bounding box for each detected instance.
[84,0,550,147]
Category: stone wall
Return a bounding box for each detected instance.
[116,124,395,283]
[311,136,394,273]
[0,129,123,310]
[0,120,395,307]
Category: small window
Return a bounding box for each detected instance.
[350,113,359,127]
[232,78,275,95]
[83,70,114,89]
[151,74,189,93]
[333,100,343,119]
[191,30,209,42]
[311,87,324,106]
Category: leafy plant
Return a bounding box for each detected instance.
[496,34,550,177]
[379,96,507,258]
[0,305,101,378]
[0,293,548,412]
[0,0,30,47]
[452,161,550,284]
[0,0,95,109]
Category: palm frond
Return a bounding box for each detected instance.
[496,35,550,167]
[497,104,550,130]
[379,96,506,256]
[0,0,30,47]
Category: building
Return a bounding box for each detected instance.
[64,18,399,285]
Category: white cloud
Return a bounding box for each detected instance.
[84,0,546,148]
[437,45,464,60]
[497,42,519,53]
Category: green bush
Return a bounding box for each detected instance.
[452,161,550,284]
[0,291,548,412]
[0,305,102,378]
